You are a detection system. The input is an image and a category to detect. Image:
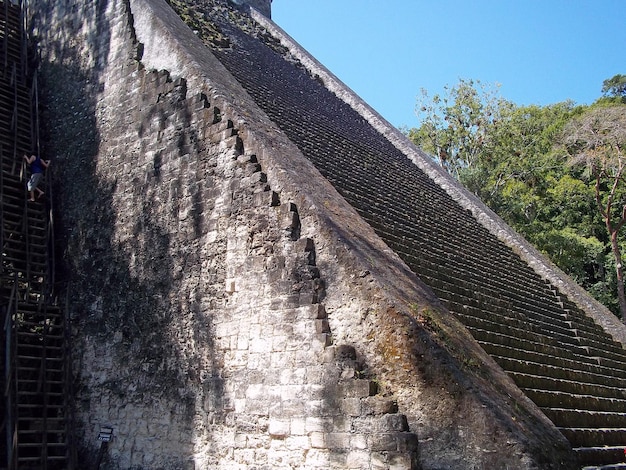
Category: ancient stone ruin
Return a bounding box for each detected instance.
[1,0,626,468]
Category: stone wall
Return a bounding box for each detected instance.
[30,0,576,468]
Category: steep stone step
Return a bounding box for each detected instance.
[469,328,603,368]
[508,372,626,400]
[575,446,626,467]
[410,223,561,299]
[406,233,610,342]
[453,308,582,351]
[415,243,549,302]
[430,278,581,343]
[585,343,626,366]
[480,329,626,377]
[419,262,589,338]
[477,301,620,356]
[560,427,626,447]
[494,356,626,391]
[524,389,626,413]
[543,408,626,428]
[484,342,626,380]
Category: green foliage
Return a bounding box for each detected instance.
[409,78,508,178]
[462,103,582,217]
[406,77,626,317]
[561,103,626,318]
[602,74,626,97]
[534,228,604,282]
[599,74,626,105]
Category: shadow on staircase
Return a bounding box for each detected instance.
[1,1,72,469]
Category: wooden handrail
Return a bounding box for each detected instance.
[20,0,26,79]
[2,0,7,75]
[3,277,19,470]
[0,143,4,263]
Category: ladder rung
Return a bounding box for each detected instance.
[18,391,64,397]
[18,416,64,422]
[17,379,64,385]
[17,354,64,361]
[17,403,63,410]
[18,428,66,434]
[18,442,67,448]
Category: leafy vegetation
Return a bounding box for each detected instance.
[407,75,626,321]
[601,74,626,104]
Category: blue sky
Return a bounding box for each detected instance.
[272,1,626,129]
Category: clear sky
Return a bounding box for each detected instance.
[271,1,626,129]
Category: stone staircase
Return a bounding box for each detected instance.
[167,1,626,467]
[197,95,421,467]
[1,1,70,469]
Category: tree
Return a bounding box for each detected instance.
[407,79,626,317]
[562,104,626,322]
[602,74,626,98]
[407,80,615,314]
[460,102,580,214]
[408,78,508,178]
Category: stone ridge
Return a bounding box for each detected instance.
[169,0,626,467]
[153,69,420,467]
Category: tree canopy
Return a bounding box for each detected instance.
[561,104,626,320]
[409,79,506,178]
[407,77,626,319]
[602,74,626,98]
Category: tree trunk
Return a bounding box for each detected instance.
[609,229,626,323]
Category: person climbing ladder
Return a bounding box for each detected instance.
[23,153,50,201]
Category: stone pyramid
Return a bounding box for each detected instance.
[28,0,626,468]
